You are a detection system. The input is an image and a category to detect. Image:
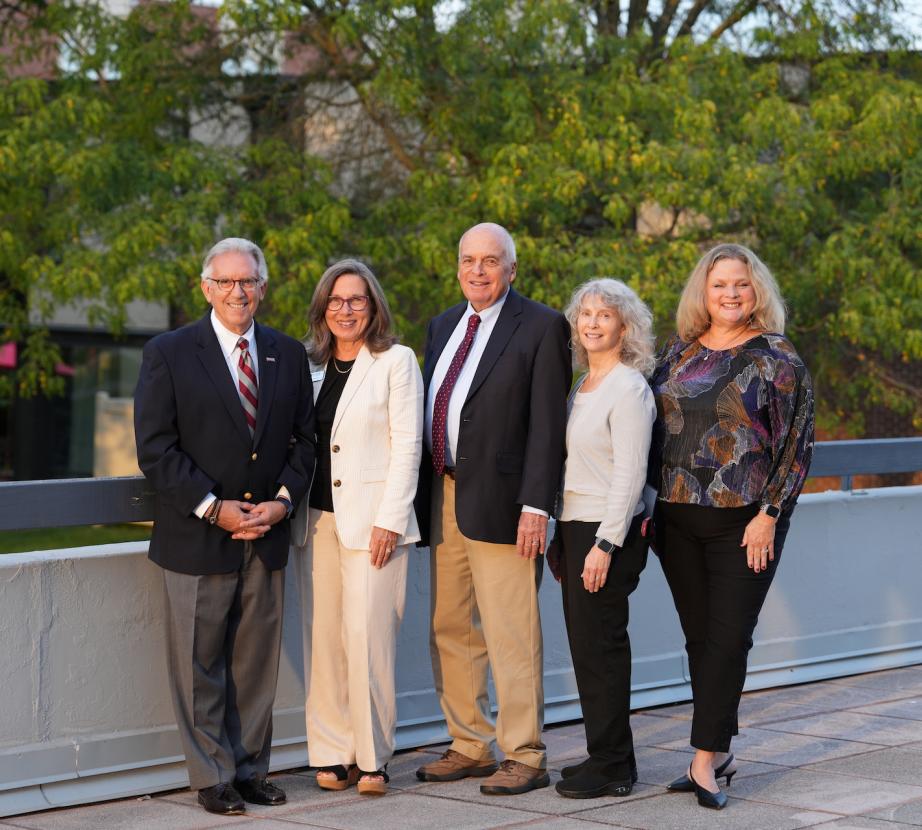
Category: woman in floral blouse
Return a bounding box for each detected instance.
[650,243,814,810]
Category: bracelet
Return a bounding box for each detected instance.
[207,500,222,525]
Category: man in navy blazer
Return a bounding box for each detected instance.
[134,238,315,816]
[415,223,571,795]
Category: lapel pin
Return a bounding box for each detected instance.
[266,356,277,363]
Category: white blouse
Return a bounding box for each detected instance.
[559,362,656,547]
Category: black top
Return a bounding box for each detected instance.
[309,359,354,512]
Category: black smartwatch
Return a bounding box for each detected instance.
[760,504,781,519]
[594,537,620,555]
[275,496,294,519]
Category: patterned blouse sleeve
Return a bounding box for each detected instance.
[761,344,815,512]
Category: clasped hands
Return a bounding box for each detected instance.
[214,500,287,540]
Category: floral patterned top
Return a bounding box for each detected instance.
[649,333,815,512]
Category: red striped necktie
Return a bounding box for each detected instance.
[431,314,481,475]
[237,337,258,438]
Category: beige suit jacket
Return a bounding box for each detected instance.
[291,343,424,550]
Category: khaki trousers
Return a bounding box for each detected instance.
[293,509,408,771]
[429,475,546,769]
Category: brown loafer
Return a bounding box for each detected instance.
[480,760,550,795]
[416,749,498,782]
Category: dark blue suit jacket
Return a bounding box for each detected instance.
[134,312,315,575]
[416,288,572,546]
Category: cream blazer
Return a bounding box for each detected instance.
[291,343,424,551]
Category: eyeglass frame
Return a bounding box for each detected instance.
[326,295,370,312]
[205,276,264,293]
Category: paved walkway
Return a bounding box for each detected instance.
[5,665,922,829]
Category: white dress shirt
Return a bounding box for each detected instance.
[194,311,287,518]
[210,311,258,388]
[425,291,545,517]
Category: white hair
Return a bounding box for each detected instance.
[565,278,656,377]
[201,237,268,284]
[458,222,517,264]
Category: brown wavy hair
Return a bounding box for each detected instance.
[305,259,398,365]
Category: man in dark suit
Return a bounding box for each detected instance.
[134,238,315,816]
[415,223,571,795]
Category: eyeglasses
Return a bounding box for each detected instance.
[327,295,369,312]
[206,277,262,293]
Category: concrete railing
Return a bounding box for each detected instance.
[1,480,921,816]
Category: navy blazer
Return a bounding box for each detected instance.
[134,312,316,575]
[416,288,572,546]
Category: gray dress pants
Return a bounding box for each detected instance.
[162,543,284,790]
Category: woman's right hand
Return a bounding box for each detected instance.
[581,546,612,593]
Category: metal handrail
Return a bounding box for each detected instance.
[1,438,920,532]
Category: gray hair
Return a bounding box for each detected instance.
[458,222,517,264]
[305,258,398,365]
[676,242,786,341]
[565,278,656,377]
[201,237,269,284]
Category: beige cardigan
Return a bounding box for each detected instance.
[559,362,656,546]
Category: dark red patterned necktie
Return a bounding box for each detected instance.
[431,314,481,475]
[237,337,258,437]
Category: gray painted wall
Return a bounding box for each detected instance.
[1,486,920,816]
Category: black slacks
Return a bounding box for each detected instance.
[559,514,647,779]
[655,501,791,752]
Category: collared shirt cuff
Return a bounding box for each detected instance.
[521,505,549,518]
[194,493,216,519]
[276,485,291,502]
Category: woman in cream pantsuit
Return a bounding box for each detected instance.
[291,259,423,796]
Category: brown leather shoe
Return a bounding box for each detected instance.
[416,749,498,782]
[480,760,550,795]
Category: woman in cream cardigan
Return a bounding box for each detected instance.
[291,259,423,796]
[548,278,656,800]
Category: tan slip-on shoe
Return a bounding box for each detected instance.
[480,760,550,795]
[416,749,498,782]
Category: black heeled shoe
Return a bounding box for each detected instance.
[666,753,735,792]
[688,768,728,810]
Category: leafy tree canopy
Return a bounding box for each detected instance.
[1,0,920,433]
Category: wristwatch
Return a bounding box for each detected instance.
[760,504,781,519]
[275,496,294,519]
[594,537,620,555]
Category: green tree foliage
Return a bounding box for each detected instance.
[1,0,919,433]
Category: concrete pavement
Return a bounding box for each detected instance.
[5,665,922,829]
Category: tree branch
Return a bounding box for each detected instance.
[651,0,682,47]
[627,0,649,35]
[708,0,760,41]
[676,0,713,39]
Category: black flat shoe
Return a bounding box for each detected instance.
[235,775,287,805]
[562,754,638,784]
[555,769,633,799]
[197,783,245,815]
[688,769,728,810]
[667,753,736,792]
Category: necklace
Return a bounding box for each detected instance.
[332,357,354,375]
[699,330,751,360]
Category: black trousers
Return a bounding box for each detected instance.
[559,514,647,779]
[655,501,791,752]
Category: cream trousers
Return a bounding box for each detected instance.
[293,508,408,771]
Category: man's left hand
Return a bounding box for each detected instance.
[516,512,548,559]
[232,500,287,540]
